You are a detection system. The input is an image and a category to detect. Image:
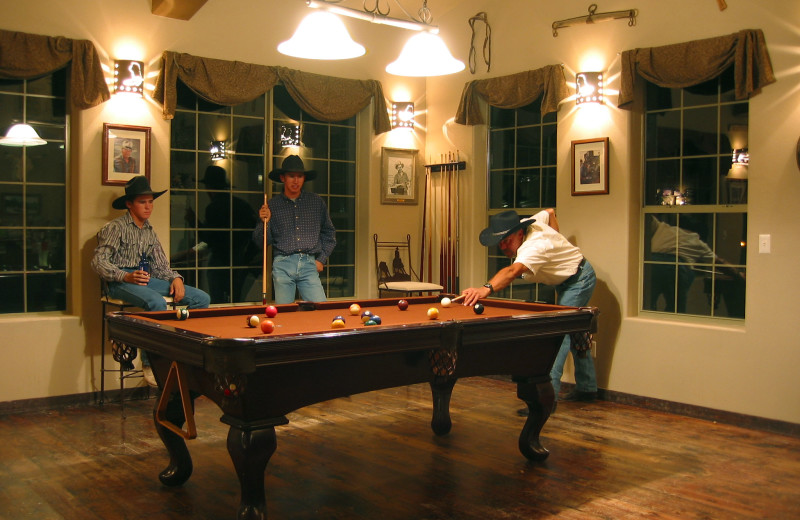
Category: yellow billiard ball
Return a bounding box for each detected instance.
[427,307,439,320]
[331,319,346,329]
[247,314,260,328]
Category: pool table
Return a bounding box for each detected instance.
[106,296,598,520]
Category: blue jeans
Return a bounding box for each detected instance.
[107,271,210,366]
[272,253,327,304]
[550,259,597,395]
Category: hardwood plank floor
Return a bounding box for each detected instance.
[1,377,798,519]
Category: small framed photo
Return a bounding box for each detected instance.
[102,123,151,186]
[381,147,418,205]
[571,137,609,196]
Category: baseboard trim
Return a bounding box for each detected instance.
[0,387,154,415]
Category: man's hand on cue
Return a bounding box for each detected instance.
[460,286,491,307]
[258,204,271,221]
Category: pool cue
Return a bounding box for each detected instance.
[420,166,429,280]
[426,165,433,282]
[451,294,466,303]
[262,193,268,305]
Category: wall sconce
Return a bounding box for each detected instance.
[727,148,749,179]
[576,72,604,105]
[391,102,415,129]
[279,124,301,147]
[0,123,47,147]
[114,59,144,96]
[210,141,227,161]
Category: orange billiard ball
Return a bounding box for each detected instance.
[349,303,361,315]
[331,319,346,329]
[260,319,275,334]
[427,307,439,320]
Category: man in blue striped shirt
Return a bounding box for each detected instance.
[253,155,336,304]
[92,176,210,384]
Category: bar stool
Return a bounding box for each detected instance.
[99,280,173,416]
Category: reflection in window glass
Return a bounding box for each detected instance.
[642,69,747,319]
[0,70,67,313]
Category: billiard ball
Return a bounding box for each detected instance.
[427,307,439,320]
[246,314,260,328]
[331,319,346,329]
[265,305,278,318]
[441,297,452,307]
[360,310,373,323]
[397,299,409,310]
[260,319,275,333]
[370,315,381,325]
[349,303,361,315]
[364,319,377,326]
[333,315,345,323]
[473,303,485,315]
[176,308,189,320]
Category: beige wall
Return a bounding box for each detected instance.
[2,0,799,425]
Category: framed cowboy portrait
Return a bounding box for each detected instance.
[102,123,151,186]
[381,147,418,204]
[571,137,609,196]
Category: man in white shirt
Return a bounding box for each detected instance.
[460,209,598,412]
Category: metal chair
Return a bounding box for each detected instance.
[373,234,443,298]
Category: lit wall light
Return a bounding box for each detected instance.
[279,124,301,146]
[0,123,47,147]
[210,141,227,161]
[728,148,749,179]
[575,71,603,105]
[391,102,415,129]
[114,59,144,96]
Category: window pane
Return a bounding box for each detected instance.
[0,147,23,182]
[27,229,65,270]
[683,157,717,205]
[646,111,681,158]
[232,156,264,191]
[171,151,197,189]
[330,161,355,195]
[27,143,66,183]
[329,230,355,265]
[516,126,541,167]
[489,170,514,209]
[234,118,264,155]
[0,274,24,313]
[645,159,680,206]
[330,125,355,161]
[302,123,329,157]
[683,107,718,156]
[489,107,515,128]
[0,185,24,227]
[645,81,679,111]
[328,195,354,231]
[27,272,66,312]
[542,167,557,208]
[489,129,514,169]
[27,185,64,227]
[0,229,24,270]
[171,112,196,150]
[27,97,66,125]
[516,168,541,208]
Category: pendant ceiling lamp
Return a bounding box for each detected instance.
[278,10,365,60]
[0,123,46,147]
[386,31,464,77]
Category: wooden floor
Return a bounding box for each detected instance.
[1,378,799,520]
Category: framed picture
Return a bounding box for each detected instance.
[571,137,609,196]
[102,123,151,186]
[381,147,418,204]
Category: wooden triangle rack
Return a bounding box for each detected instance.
[155,361,197,440]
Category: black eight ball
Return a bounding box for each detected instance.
[473,303,484,314]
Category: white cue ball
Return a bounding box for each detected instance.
[441,297,452,307]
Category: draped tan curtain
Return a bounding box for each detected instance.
[454,64,568,125]
[153,51,392,134]
[0,29,110,109]
[619,29,775,109]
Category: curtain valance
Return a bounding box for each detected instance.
[153,51,391,134]
[454,64,568,125]
[619,29,775,109]
[0,29,109,109]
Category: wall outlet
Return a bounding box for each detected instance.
[759,234,771,254]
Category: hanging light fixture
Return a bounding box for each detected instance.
[0,123,47,147]
[386,32,464,76]
[278,10,365,60]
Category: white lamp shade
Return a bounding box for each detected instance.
[386,32,465,77]
[0,124,47,147]
[278,11,365,60]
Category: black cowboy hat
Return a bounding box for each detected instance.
[200,165,229,189]
[479,210,535,247]
[268,155,316,183]
[112,176,167,210]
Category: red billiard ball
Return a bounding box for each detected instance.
[473,303,485,315]
[265,305,278,318]
[260,319,275,333]
[398,299,409,310]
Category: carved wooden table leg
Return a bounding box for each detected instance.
[153,394,193,486]
[516,379,554,461]
[227,426,277,520]
[430,377,457,435]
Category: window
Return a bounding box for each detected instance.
[487,98,557,303]
[642,68,747,319]
[169,83,356,303]
[0,69,68,314]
